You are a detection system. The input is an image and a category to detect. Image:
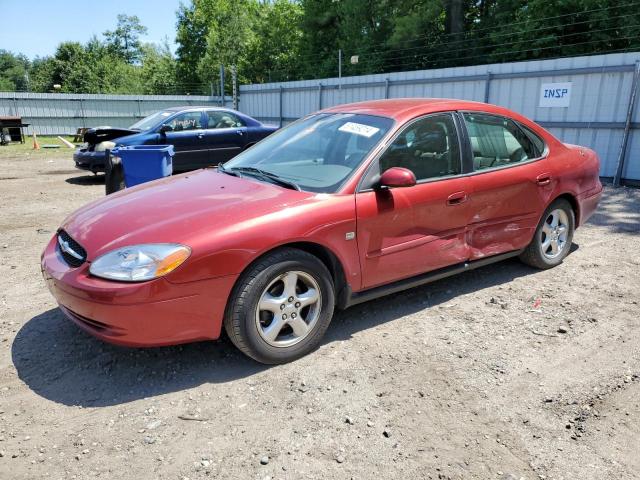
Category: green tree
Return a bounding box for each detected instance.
[26,40,143,94]
[0,50,30,91]
[334,0,396,76]
[140,42,178,94]
[103,14,148,64]
[29,56,57,92]
[176,1,210,93]
[197,0,256,84]
[298,0,340,78]
[243,0,304,82]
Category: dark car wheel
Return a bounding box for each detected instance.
[519,198,575,269]
[224,248,335,364]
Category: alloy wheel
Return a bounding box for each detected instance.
[540,208,570,259]
[255,270,322,348]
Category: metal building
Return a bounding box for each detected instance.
[0,93,228,136]
[239,52,640,183]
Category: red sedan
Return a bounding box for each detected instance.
[42,99,602,364]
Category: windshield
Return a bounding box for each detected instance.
[223,113,394,193]
[129,110,174,131]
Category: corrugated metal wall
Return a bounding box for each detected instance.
[239,52,640,181]
[0,93,231,135]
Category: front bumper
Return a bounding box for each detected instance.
[74,149,107,173]
[41,235,238,347]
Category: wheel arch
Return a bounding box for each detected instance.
[554,192,580,226]
[227,241,351,314]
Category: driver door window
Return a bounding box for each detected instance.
[165,112,203,132]
[378,114,461,181]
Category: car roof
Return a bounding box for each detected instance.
[163,106,238,112]
[321,98,520,123]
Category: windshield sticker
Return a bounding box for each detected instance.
[338,122,380,138]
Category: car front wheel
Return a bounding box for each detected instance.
[519,198,575,269]
[224,248,335,364]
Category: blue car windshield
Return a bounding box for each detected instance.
[129,110,174,131]
[223,113,394,193]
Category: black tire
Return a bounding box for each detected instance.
[224,248,335,364]
[519,198,575,269]
[105,151,125,195]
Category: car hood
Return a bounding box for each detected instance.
[61,169,314,259]
[84,127,139,145]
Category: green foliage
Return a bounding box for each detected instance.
[243,0,304,83]
[196,0,256,88]
[140,42,179,94]
[0,50,30,91]
[3,14,179,95]
[176,1,209,93]
[4,1,639,95]
[103,14,149,64]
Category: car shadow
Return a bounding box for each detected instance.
[326,256,552,343]
[12,257,552,408]
[65,174,104,186]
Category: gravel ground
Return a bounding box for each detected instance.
[0,150,639,480]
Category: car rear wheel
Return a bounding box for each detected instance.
[519,198,574,269]
[224,248,335,364]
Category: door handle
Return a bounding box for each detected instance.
[536,173,552,186]
[447,191,468,206]
[236,130,244,136]
[197,133,204,139]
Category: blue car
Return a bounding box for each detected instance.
[73,106,278,173]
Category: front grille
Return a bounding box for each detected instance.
[57,230,87,267]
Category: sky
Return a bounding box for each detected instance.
[0,0,183,59]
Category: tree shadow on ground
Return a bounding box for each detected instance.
[586,186,640,235]
[13,257,546,408]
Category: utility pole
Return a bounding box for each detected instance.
[219,65,225,107]
[232,65,238,110]
[338,49,342,89]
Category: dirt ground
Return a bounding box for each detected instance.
[0,148,639,480]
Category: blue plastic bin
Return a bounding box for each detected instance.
[112,145,174,188]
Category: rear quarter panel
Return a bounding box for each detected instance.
[552,144,602,225]
[502,113,602,227]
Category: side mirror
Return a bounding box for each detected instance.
[378,167,416,189]
[158,124,173,134]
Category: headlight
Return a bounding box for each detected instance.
[95,141,116,152]
[89,244,191,282]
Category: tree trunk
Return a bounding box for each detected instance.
[444,0,464,35]
[443,0,465,66]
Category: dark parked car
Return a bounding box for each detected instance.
[73,107,278,173]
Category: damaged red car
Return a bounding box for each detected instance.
[42,99,602,364]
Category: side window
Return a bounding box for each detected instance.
[206,111,245,129]
[463,113,537,171]
[165,112,203,132]
[378,114,461,181]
